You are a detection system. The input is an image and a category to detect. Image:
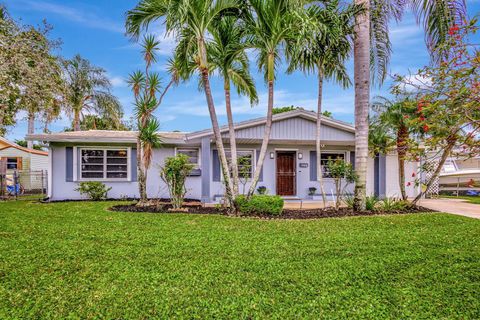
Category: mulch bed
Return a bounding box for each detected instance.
[109,202,436,220]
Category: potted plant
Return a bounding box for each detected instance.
[257,186,267,195]
[308,187,317,196]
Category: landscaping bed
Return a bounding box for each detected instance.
[110,202,435,219]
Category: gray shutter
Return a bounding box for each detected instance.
[350,151,355,170]
[212,150,220,182]
[131,148,137,182]
[310,151,317,181]
[66,147,73,182]
[256,150,263,182]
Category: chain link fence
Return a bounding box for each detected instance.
[0,170,48,201]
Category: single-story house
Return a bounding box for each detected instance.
[27,109,421,202]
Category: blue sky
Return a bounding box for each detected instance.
[4,0,480,141]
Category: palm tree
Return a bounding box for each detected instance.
[353,0,467,210]
[208,16,258,196]
[128,36,179,203]
[244,0,299,197]
[371,97,418,200]
[288,0,359,206]
[126,0,239,207]
[62,54,122,131]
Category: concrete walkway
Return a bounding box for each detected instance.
[419,198,480,219]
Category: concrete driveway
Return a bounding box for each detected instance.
[419,198,480,219]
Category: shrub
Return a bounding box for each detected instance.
[257,186,267,195]
[235,195,284,216]
[160,154,194,209]
[326,158,358,209]
[75,182,111,201]
[308,187,317,196]
[365,196,379,211]
[380,197,410,211]
[344,195,355,209]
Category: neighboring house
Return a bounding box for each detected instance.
[0,137,49,191]
[27,109,420,201]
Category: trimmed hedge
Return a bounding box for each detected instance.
[235,195,284,216]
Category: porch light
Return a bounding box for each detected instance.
[270,152,275,159]
[298,152,303,160]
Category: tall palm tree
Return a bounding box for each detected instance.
[62,54,122,131]
[208,16,258,195]
[126,0,239,207]
[353,0,467,210]
[244,0,299,197]
[128,36,179,203]
[288,0,359,206]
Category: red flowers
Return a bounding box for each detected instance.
[407,182,412,187]
[412,172,416,177]
[423,124,430,132]
[449,25,460,35]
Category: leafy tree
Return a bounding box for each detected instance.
[288,0,359,206]
[352,0,466,210]
[209,16,258,196]
[14,139,44,151]
[272,105,298,115]
[326,158,357,210]
[64,115,134,131]
[395,20,480,204]
[160,154,194,209]
[62,54,122,131]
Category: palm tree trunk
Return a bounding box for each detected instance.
[316,70,327,207]
[248,54,275,197]
[224,79,239,196]
[27,112,34,149]
[397,126,408,200]
[73,110,81,131]
[136,138,147,203]
[412,139,456,205]
[353,0,370,211]
[200,68,234,207]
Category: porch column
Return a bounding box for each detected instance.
[374,154,387,198]
[201,137,211,203]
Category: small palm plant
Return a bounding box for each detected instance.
[128,36,177,204]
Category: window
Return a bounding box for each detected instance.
[225,150,254,179]
[177,148,200,167]
[80,148,128,180]
[320,153,345,178]
[6,158,18,170]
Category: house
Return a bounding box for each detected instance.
[0,137,49,192]
[26,109,421,201]
[439,155,480,194]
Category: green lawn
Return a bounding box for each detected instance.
[441,195,480,204]
[1,201,479,319]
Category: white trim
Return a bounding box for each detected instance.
[75,146,130,182]
[47,147,52,198]
[175,147,201,168]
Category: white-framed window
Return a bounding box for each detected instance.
[6,158,18,170]
[176,148,200,168]
[79,148,129,180]
[225,149,254,179]
[320,152,346,178]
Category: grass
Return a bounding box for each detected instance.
[440,195,480,204]
[0,201,479,319]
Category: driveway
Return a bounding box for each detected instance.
[419,198,480,219]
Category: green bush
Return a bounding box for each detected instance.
[160,154,194,209]
[365,196,380,211]
[380,197,410,211]
[235,195,284,216]
[344,195,355,209]
[75,182,111,201]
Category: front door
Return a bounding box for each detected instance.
[276,151,296,196]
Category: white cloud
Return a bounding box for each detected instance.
[15,0,124,33]
[109,76,127,88]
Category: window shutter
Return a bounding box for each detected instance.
[16,157,23,170]
[350,151,355,170]
[131,148,137,182]
[310,151,317,181]
[212,150,220,182]
[66,147,73,182]
[256,150,263,182]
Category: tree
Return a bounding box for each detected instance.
[0,6,63,144]
[288,0,359,206]
[127,36,178,204]
[352,0,467,210]
[395,21,480,204]
[326,158,357,210]
[160,154,194,209]
[64,114,134,131]
[62,54,122,131]
[126,0,239,208]
[244,0,300,197]
[370,97,419,200]
[209,16,258,196]
[14,139,44,151]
